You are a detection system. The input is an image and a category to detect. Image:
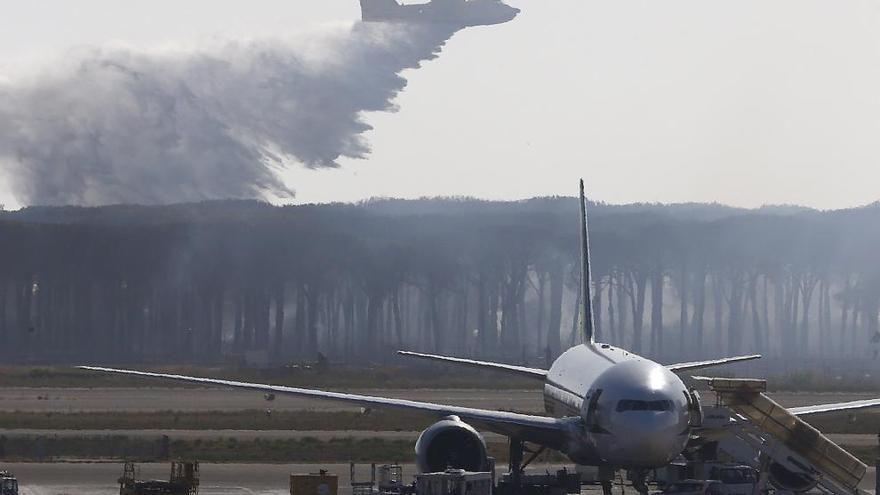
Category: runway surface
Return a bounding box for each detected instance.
[0,388,544,413]
[0,387,876,413]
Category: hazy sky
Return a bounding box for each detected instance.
[2,0,879,209]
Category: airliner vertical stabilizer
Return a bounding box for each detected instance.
[579,179,596,344]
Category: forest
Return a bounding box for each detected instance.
[0,197,877,370]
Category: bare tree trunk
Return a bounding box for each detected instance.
[840,278,851,359]
[476,274,488,357]
[593,276,603,342]
[616,271,628,346]
[773,276,784,352]
[255,289,271,350]
[460,284,469,355]
[429,287,442,353]
[761,275,770,354]
[790,280,800,356]
[366,293,381,356]
[273,283,285,361]
[294,285,307,357]
[799,275,817,356]
[650,270,664,357]
[18,280,33,358]
[306,287,320,358]
[781,275,796,358]
[608,271,617,345]
[866,286,880,347]
[569,277,582,348]
[233,291,243,351]
[821,280,831,356]
[851,306,860,357]
[501,271,525,354]
[547,263,564,359]
[242,290,255,350]
[214,289,224,358]
[712,273,724,354]
[726,272,745,355]
[817,281,826,354]
[0,281,7,345]
[691,268,706,354]
[749,274,763,354]
[343,288,354,360]
[535,272,547,355]
[393,288,404,349]
[629,271,648,354]
[678,264,688,358]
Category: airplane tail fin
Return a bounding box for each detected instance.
[579,179,596,344]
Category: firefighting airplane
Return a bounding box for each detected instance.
[80,181,880,494]
[360,0,520,27]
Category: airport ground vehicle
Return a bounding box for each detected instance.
[0,471,17,495]
[707,465,758,495]
[657,462,758,495]
[118,461,199,495]
[660,480,723,495]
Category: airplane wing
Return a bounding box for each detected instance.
[789,398,880,418]
[397,351,548,380]
[666,354,762,373]
[76,366,576,450]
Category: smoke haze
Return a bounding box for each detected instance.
[0,22,458,206]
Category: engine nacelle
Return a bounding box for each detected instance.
[415,416,488,473]
[767,461,818,493]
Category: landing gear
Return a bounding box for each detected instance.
[500,438,579,495]
[630,470,649,495]
[508,438,524,488]
[598,467,616,495]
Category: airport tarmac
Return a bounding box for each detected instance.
[0,428,872,450]
[6,462,550,495]
[2,387,878,494]
[4,462,877,495]
[0,387,876,413]
[8,462,409,495]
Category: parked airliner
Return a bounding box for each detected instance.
[80,181,880,495]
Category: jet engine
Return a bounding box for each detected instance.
[415,416,488,473]
[767,461,818,493]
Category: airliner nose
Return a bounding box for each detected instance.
[587,361,692,468]
[604,410,687,466]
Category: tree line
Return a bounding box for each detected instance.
[0,198,878,367]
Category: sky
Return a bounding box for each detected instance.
[1,0,879,210]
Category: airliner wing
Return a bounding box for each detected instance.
[76,366,576,450]
[397,351,548,380]
[790,398,880,418]
[666,354,762,373]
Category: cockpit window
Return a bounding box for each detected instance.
[616,399,673,412]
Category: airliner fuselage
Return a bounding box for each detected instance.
[544,343,692,468]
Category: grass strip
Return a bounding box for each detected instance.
[0,409,430,432]
[0,434,573,463]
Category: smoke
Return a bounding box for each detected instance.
[0,22,459,206]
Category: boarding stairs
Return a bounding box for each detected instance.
[697,378,868,495]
